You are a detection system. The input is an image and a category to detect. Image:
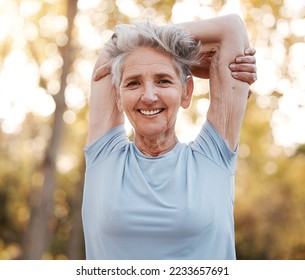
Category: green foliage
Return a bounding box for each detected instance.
[235,96,305,259]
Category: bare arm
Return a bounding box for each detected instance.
[181,14,250,150]
[86,50,124,146]
[90,16,255,148]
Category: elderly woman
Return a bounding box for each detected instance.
[83,15,256,260]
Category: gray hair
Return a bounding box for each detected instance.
[104,20,201,89]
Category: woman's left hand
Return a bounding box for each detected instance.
[229,47,257,85]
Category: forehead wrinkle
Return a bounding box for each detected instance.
[120,47,182,84]
[122,63,179,81]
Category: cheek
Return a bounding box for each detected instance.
[167,90,184,108]
[118,92,138,112]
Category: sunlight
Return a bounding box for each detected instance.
[19,0,42,17]
[0,0,304,148]
[0,50,55,133]
[0,2,16,41]
[291,18,305,37]
[65,84,86,110]
[116,0,141,19]
[40,55,63,78]
[77,0,100,10]
[252,56,279,96]
[251,1,305,147]
[272,108,305,147]
[219,0,242,16]
[75,14,103,49]
[29,87,56,117]
[56,153,78,173]
[289,43,305,79]
[283,0,305,16]
[176,109,201,143]
[172,0,202,22]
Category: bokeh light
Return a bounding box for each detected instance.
[0,0,304,143]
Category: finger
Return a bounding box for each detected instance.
[93,63,111,81]
[248,89,253,99]
[235,55,256,64]
[231,72,257,85]
[230,63,257,73]
[244,47,256,56]
[94,64,110,81]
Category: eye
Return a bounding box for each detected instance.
[158,79,172,85]
[126,80,140,87]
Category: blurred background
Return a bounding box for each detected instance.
[0,0,304,260]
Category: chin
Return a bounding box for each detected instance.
[135,124,169,138]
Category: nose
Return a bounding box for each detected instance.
[141,83,158,104]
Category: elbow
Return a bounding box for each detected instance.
[225,14,244,28]
[224,14,249,49]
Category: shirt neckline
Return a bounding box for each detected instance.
[133,141,181,160]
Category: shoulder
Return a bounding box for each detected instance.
[84,124,129,168]
[190,121,238,173]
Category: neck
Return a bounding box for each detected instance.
[135,133,178,157]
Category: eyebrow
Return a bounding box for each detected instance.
[122,72,176,82]
[155,73,176,80]
[122,74,141,82]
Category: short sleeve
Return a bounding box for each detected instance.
[84,125,128,169]
[191,121,238,174]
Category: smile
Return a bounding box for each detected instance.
[138,109,164,116]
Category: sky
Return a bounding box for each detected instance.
[0,0,304,148]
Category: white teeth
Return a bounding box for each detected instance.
[139,109,162,116]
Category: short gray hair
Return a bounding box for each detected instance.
[105,20,201,89]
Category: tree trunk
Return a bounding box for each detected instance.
[23,0,78,259]
[67,161,85,259]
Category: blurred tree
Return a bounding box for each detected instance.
[0,0,305,260]
[235,102,305,259]
[233,0,305,260]
[22,0,78,259]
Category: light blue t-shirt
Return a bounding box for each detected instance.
[82,121,238,260]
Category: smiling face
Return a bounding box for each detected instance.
[116,47,194,144]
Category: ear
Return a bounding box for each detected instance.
[181,76,194,109]
[114,87,124,112]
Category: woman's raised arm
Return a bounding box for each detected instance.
[86,48,124,146]
[181,14,250,150]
